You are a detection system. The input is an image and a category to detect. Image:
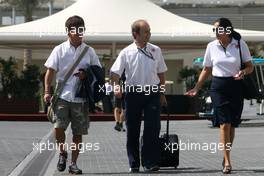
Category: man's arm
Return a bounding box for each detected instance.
[158,72,165,87]
[110,50,125,98]
[158,72,167,106]
[44,68,55,103]
[111,72,120,85]
[111,72,122,98]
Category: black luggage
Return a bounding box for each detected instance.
[159,107,179,168]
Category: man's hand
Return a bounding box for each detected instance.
[44,68,55,104]
[44,93,51,104]
[160,94,167,107]
[74,70,86,80]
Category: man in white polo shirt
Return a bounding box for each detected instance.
[44,15,101,174]
[111,19,167,173]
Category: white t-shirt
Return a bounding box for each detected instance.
[110,42,167,86]
[203,38,252,77]
[44,40,101,103]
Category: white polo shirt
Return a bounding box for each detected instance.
[203,38,252,77]
[110,42,167,86]
[44,40,101,103]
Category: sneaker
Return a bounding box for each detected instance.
[57,152,67,172]
[69,163,82,175]
[143,165,160,172]
[114,123,121,132]
[119,123,126,132]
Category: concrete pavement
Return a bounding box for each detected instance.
[2,100,264,176]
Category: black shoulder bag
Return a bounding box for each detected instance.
[238,40,259,99]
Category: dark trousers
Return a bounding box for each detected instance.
[125,92,161,168]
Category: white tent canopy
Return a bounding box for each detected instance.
[0,0,263,45]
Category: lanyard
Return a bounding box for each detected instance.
[138,47,154,60]
[220,42,227,54]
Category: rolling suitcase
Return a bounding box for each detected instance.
[159,107,179,168]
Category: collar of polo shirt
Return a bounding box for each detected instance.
[66,39,84,50]
[216,37,237,46]
[133,42,149,50]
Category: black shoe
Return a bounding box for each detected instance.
[119,123,126,132]
[129,167,140,173]
[143,165,159,172]
[57,152,67,172]
[114,123,121,131]
[222,165,232,174]
[69,163,82,175]
[222,158,225,169]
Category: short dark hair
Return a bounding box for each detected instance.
[65,15,85,31]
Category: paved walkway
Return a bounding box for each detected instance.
[2,100,264,176]
[48,120,264,176]
[0,122,52,176]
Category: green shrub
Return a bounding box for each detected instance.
[178,66,210,97]
[0,57,41,99]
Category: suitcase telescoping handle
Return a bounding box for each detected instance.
[162,106,170,139]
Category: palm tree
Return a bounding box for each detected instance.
[2,0,48,69]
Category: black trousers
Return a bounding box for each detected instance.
[125,92,161,168]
